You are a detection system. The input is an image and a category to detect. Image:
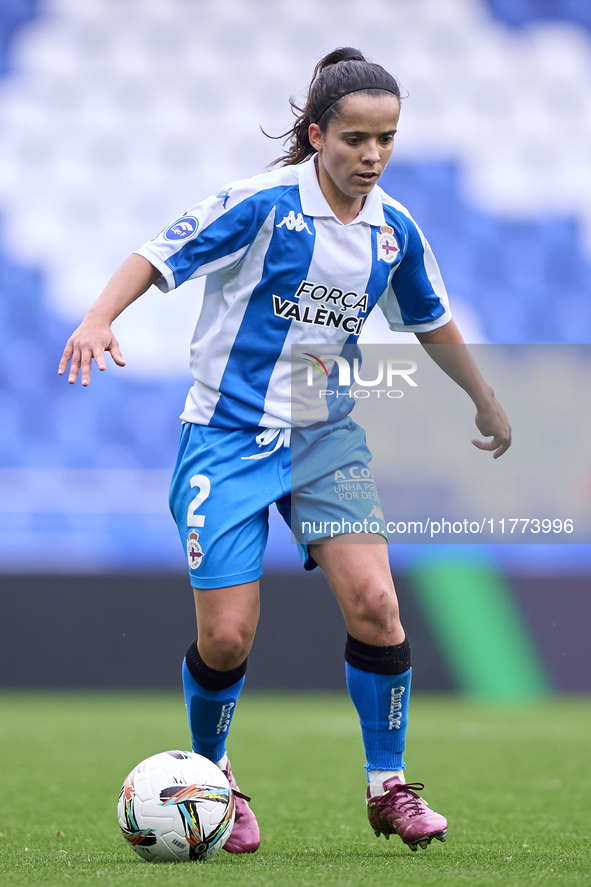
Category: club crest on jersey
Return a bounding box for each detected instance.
[276,210,313,234]
[377,225,399,264]
[187,531,204,569]
[164,216,199,242]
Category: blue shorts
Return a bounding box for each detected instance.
[169,417,387,589]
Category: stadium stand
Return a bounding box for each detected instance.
[0,0,590,571]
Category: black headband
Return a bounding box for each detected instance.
[312,86,399,124]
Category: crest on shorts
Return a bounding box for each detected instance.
[187,531,204,569]
[377,225,399,264]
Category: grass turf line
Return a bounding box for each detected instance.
[0,692,589,886]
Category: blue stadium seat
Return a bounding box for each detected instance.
[486,0,591,30]
[0,0,37,75]
[382,160,591,343]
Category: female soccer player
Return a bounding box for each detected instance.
[59,48,511,853]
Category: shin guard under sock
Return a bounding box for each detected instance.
[182,640,247,763]
[345,633,412,773]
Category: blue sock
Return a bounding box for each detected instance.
[182,641,246,763]
[344,634,412,773]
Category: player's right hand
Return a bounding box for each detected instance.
[58,320,125,386]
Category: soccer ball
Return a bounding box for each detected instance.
[117,750,235,862]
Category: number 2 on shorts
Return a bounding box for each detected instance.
[187,474,211,527]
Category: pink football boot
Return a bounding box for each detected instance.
[367,777,447,851]
[222,760,261,853]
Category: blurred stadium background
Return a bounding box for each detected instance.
[0,0,589,696]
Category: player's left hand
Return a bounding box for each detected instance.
[472,397,512,459]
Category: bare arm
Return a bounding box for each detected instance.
[58,254,161,385]
[415,318,512,459]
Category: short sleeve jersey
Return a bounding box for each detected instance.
[135,155,451,429]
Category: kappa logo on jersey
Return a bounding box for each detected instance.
[187,531,204,569]
[276,210,313,234]
[215,187,232,209]
[377,225,399,264]
[164,216,199,242]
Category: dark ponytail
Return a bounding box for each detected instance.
[268,47,401,167]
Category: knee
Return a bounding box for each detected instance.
[198,622,255,671]
[355,586,400,627]
[343,582,403,643]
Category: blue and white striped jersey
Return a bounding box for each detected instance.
[135,156,451,428]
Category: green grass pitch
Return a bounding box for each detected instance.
[0,692,589,886]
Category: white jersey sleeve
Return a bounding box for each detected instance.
[134,170,297,293]
[377,199,452,333]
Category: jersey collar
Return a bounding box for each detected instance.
[298,155,386,226]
